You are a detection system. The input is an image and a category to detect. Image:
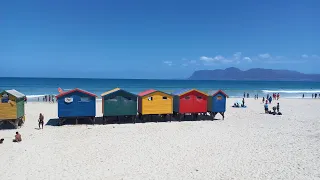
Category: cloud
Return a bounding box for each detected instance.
[243,57,252,62]
[200,56,214,61]
[163,61,172,66]
[259,53,271,59]
[301,54,308,58]
[233,52,242,60]
[199,55,229,63]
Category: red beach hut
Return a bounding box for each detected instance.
[172,89,208,120]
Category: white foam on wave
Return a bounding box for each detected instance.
[262,89,320,94]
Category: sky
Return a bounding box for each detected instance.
[1,0,320,79]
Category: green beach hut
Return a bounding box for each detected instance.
[101,88,138,123]
[0,89,26,129]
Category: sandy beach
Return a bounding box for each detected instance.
[1,98,320,180]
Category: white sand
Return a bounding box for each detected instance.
[1,98,320,180]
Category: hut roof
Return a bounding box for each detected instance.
[101,88,121,97]
[172,89,207,96]
[101,88,137,97]
[2,89,25,98]
[138,89,172,97]
[209,90,229,98]
[56,88,97,98]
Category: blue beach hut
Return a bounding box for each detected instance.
[55,88,97,125]
[207,90,229,120]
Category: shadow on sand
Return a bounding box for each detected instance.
[46,114,223,127]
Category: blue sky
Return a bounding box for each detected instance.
[1,0,319,79]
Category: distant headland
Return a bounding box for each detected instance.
[188,67,320,81]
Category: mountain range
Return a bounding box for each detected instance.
[188,67,320,81]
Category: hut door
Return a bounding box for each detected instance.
[105,96,121,116]
[121,96,136,115]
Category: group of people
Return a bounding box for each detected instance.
[311,93,320,98]
[38,95,55,103]
[0,132,22,144]
[264,102,281,115]
[233,98,246,108]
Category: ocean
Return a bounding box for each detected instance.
[1,77,320,100]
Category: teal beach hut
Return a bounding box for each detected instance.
[101,88,138,123]
[207,90,228,120]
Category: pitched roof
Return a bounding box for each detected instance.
[172,89,208,96]
[56,88,97,98]
[138,89,157,96]
[138,89,172,97]
[101,88,137,97]
[209,90,229,98]
[3,89,25,98]
[101,88,121,97]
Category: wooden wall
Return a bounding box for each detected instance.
[141,91,173,115]
[0,102,17,120]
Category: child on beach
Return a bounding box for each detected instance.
[38,113,44,129]
[277,103,280,113]
[264,103,269,113]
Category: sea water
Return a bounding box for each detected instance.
[1,77,320,100]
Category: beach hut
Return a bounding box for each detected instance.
[207,90,229,120]
[0,89,25,128]
[138,89,173,121]
[56,88,97,125]
[172,89,208,120]
[101,88,138,123]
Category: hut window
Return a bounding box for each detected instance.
[162,96,167,100]
[184,96,190,100]
[197,96,202,99]
[148,97,153,101]
[80,97,90,102]
[217,95,222,100]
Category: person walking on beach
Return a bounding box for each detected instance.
[246,93,249,98]
[277,93,280,100]
[312,94,314,98]
[38,113,44,129]
[243,92,246,98]
[315,94,318,98]
[262,97,265,103]
[302,94,304,98]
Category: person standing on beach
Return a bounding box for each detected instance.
[38,113,44,129]
[262,97,265,103]
[312,94,314,98]
[302,94,304,98]
[243,92,246,98]
[276,103,280,113]
[315,94,318,98]
[277,93,280,100]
